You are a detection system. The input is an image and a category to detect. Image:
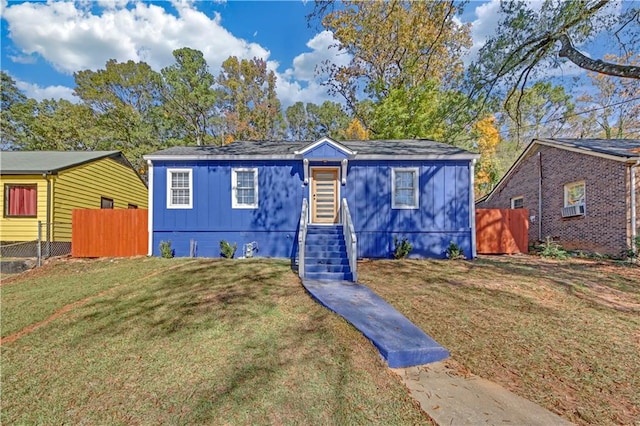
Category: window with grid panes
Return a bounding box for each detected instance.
[392,168,419,209]
[232,168,258,208]
[167,169,192,208]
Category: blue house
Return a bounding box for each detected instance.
[144,137,479,280]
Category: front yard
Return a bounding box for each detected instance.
[361,256,640,425]
[1,257,425,425]
[1,255,639,425]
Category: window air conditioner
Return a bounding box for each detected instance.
[561,204,585,218]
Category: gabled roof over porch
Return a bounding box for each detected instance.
[293,137,355,160]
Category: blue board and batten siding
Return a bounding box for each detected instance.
[346,160,472,258]
[152,160,304,258]
[151,158,474,259]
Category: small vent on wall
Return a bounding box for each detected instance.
[561,204,585,218]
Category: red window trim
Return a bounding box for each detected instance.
[4,184,38,218]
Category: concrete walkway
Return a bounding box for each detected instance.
[302,279,449,367]
[392,361,574,425]
[302,279,574,425]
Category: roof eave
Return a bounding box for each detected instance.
[536,138,640,163]
[0,170,56,175]
[355,154,480,160]
[482,139,640,204]
[481,140,538,204]
[143,153,480,162]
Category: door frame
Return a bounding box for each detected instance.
[309,166,341,225]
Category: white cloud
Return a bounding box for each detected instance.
[2,1,269,75]
[286,30,350,81]
[463,0,502,65]
[16,79,78,103]
[277,31,350,106]
[2,1,347,106]
[8,54,37,64]
[95,0,131,10]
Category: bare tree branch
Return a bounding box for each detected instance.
[557,34,640,79]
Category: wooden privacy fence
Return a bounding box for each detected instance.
[476,209,529,254]
[72,209,147,257]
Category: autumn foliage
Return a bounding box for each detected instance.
[473,116,500,197]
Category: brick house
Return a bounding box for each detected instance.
[477,138,640,256]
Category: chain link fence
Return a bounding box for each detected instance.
[0,221,72,267]
[0,240,39,258]
[38,221,72,262]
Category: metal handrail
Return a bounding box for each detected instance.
[341,198,358,282]
[298,198,309,279]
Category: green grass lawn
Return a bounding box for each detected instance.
[3,256,638,425]
[360,256,640,426]
[1,257,428,425]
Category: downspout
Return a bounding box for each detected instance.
[147,160,154,256]
[43,172,52,257]
[631,160,639,255]
[470,159,477,258]
[538,152,543,242]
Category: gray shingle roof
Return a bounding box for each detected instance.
[145,139,477,159]
[1,151,123,174]
[480,138,640,204]
[538,138,640,159]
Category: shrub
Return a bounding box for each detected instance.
[393,236,413,259]
[220,240,237,259]
[622,236,640,261]
[446,241,465,260]
[539,236,568,260]
[159,240,174,259]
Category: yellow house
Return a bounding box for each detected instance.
[1,151,148,250]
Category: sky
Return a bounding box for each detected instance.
[0,0,627,107]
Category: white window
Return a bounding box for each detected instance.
[510,196,524,209]
[167,169,192,209]
[564,181,585,208]
[232,168,258,209]
[392,168,419,209]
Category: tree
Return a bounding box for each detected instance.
[305,101,351,140]
[311,0,471,121]
[502,82,576,148]
[74,59,164,167]
[26,99,99,151]
[343,118,369,140]
[217,56,283,141]
[577,54,640,138]
[470,0,640,105]
[161,48,218,146]
[0,72,32,149]
[368,81,446,140]
[285,102,308,141]
[473,116,501,197]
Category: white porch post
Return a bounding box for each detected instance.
[470,159,477,258]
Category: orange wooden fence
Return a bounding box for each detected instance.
[72,209,148,257]
[476,209,529,254]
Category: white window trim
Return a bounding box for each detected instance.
[167,168,193,209]
[232,168,259,209]
[392,167,419,209]
[563,181,585,208]
[510,196,524,209]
